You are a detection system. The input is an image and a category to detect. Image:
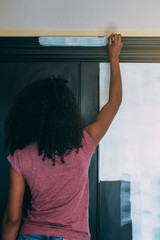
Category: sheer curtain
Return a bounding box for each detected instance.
[99,63,160,240]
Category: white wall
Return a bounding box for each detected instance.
[0,0,160,36]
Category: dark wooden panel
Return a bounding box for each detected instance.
[81,62,99,240]
[98,181,132,240]
[0,61,100,240]
[1,37,160,62]
[0,62,79,237]
[0,62,79,113]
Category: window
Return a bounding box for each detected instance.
[99,62,160,240]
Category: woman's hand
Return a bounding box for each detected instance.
[108,33,123,60]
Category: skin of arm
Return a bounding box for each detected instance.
[2,165,25,240]
[84,33,123,147]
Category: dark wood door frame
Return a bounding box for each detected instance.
[1,37,160,240]
[0,37,160,62]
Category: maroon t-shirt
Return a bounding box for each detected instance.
[7,130,96,240]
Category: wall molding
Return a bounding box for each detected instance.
[0,37,160,62]
[1,29,160,37]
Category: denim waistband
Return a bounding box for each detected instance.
[18,235,63,240]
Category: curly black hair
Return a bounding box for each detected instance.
[3,75,84,166]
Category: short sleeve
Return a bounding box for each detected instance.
[7,149,23,175]
[82,130,96,157]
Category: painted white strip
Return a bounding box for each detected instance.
[39,37,108,46]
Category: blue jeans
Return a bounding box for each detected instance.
[18,235,63,240]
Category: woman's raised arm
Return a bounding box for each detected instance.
[84,33,123,147]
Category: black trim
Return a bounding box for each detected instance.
[0,37,160,62]
[78,63,81,112]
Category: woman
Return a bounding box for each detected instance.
[2,33,123,240]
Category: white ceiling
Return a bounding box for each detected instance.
[0,0,160,36]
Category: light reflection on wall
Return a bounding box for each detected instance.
[99,63,160,240]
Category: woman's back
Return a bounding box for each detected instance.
[7,130,95,240]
